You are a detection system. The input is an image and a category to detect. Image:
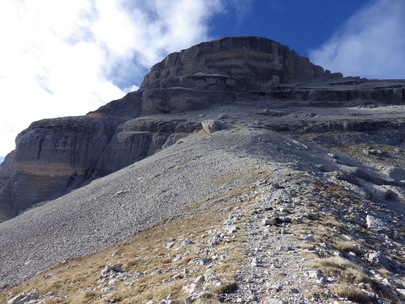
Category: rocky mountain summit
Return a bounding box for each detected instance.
[0,36,405,303]
[0,36,346,221]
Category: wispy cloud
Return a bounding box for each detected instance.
[309,0,405,79]
[224,0,252,24]
[0,0,223,156]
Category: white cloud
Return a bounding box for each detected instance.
[309,0,405,79]
[0,0,223,157]
[220,0,252,27]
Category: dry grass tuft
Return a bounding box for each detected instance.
[0,167,261,304]
[330,283,374,303]
[334,241,361,255]
[308,252,367,285]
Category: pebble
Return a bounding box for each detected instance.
[4,152,405,304]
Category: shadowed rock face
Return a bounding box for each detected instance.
[0,116,122,219]
[0,116,200,220]
[96,118,201,175]
[0,36,404,221]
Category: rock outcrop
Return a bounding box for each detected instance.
[0,116,121,219]
[91,36,342,117]
[0,116,200,220]
[0,36,405,221]
[96,118,201,175]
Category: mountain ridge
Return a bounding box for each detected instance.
[0,36,345,221]
[0,36,405,303]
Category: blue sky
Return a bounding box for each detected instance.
[0,0,404,159]
[211,1,368,56]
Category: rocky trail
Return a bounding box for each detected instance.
[2,122,405,303]
[1,36,405,303]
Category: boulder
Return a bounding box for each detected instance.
[201,120,222,134]
[366,214,389,233]
[383,166,405,182]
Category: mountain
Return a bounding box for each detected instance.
[0,36,404,303]
[0,36,344,221]
[0,156,3,164]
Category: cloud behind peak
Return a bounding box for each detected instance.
[309,0,405,79]
[0,0,224,156]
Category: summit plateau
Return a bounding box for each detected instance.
[0,36,404,303]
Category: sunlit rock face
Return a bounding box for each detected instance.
[92,36,342,118]
[142,36,336,87]
[137,36,341,115]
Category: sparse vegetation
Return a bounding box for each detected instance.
[330,283,374,303]
[2,167,404,303]
[0,176,254,304]
[308,256,368,284]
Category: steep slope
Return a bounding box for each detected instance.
[1,102,405,303]
[1,36,404,221]
[0,36,343,221]
[0,36,405,303]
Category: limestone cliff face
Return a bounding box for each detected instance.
[0,115,200,220]
[2,36,404,221]
[92,36,342,117]
[0,117,121,219]
[142,36,330,88]
[96,118,201,175]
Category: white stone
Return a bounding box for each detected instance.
[205,274,222,286]
[183,283,201,294]
[102,263,122,275]
[101,286,114,293]
[172,273,184,281]
[226,226,239,234]
[262,218,276,226]
[193,275,205,284]
[181,238,194,246]
[7,295,25,304]
[184,292,204,303]
[366,215,389,232]
[202,120,221,134]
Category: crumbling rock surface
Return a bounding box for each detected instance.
[1,36,405,221]
[1,36,405,303]
[96,118,201,175]
[0,116,122,219]
[141,36,336,89]
[91,36,343,118]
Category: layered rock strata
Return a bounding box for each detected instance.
[0,36,404,221]
[91,36,342,117]
[0,116,121,219]
[0,117,199,220]
[96,118,201,175]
